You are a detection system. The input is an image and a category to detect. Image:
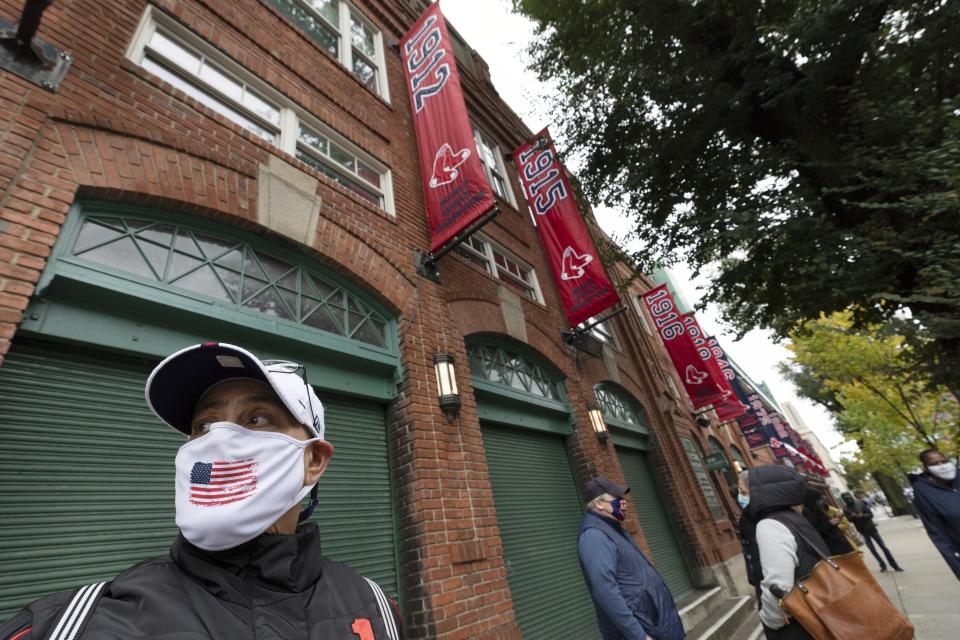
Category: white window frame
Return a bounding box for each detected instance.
[633,294,654,335]
[126,6,394,214]
[454,234,543,303]
[580,315,618,347]
[264,0,389,100]
[473,127,517,206]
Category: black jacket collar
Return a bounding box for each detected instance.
[170,523,324,606]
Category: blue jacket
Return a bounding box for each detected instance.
[577,511,685,640]
[910,473,960,578]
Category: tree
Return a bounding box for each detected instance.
[513,0,960,393]
[781,312,959,475]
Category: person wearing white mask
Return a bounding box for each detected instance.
[0,342,404,640]
[910,448,960,580]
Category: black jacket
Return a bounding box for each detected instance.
[842,499,877,535]
[801,489,853,556]
[0,524,403,639]
[909,472,960,578]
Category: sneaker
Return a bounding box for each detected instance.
[894,567,905,572]
[880,566,888,572]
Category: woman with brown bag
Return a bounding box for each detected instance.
[739,465,914,640]
[738,465,826,639]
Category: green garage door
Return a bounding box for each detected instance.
[482,424,599,640]
[0,340,398,619]
[616,447,695,599]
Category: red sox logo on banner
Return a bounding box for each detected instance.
[684,364,709,385]
[401,4,495,252]
[513,129,619,326]
[429,144,471,188]
[561,246,593,280]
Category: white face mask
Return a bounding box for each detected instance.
[927,461,957,482]
[175,422,317,551]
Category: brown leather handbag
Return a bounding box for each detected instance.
[775,521,915,640]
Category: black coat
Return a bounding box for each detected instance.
[0,524,403,639]
[801,490,854,556]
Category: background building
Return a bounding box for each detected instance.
[782,400,850,497]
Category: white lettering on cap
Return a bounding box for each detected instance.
[216,356,245,368]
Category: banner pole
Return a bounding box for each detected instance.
[414,205,501,282]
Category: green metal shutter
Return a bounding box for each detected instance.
[616,447,695,599]
[0,340,398,619]
[481,424,599,640]
[305,393,399,601]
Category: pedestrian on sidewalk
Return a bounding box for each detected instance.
[739,465,831,639]
[577,476,685,640]
[801,489,854,555]
[909,449,960,579]
[842,491,904,572]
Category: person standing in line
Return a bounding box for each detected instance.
[577,476,685,640]
[738,465,829,640]
[800,489,854,556]
[909,449,960,579]
[842,492,904,572]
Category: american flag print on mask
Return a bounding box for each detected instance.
[189,459,258,506]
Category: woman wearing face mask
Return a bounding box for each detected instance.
[737,466,832,639]
[909,449,960,579]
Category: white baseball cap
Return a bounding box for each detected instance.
[145,342,325,439]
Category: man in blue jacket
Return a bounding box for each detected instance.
[577,476,685,640]
[910,449,960,579]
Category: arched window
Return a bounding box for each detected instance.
[466,341,563,401]
[60,204,394,350]
[730,445,749,471]
[594,383,648,434]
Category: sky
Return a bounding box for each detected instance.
[439,0,856,460]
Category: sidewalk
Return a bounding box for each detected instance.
[866,515,960,639]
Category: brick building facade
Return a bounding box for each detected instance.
[0,0,754,637]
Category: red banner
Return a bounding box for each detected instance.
[682,314,745,422]
[641,285,726,409]
[512,129,619,326]
[400,4,495,252]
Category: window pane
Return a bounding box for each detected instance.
[350,16,376,58]
[267,0,339,56]
[298,125,328,155]
[308,0,338,25]
[242,89,281,126]
[142,58,278,144]
[147,32,200,74]
[356,160,381,188]
[329,142,355,171]
[455,245,491,273]
[198,61,243,102]
[352,54,378,92]
[491,174,508,199]
[297,149,382,206]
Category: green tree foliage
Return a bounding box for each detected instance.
[514,0,960,391]
[781,312,958,475]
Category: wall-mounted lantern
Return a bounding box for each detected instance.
[587,402,608,442]
[433,353,460,423]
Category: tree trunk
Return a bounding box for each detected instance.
[872,472,912,516]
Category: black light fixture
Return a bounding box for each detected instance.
[587,402,608,442]
[433,353,461,423]
[694,413,711,429]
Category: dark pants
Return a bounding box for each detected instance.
[861,528,902,570]
[764,622,813,639]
